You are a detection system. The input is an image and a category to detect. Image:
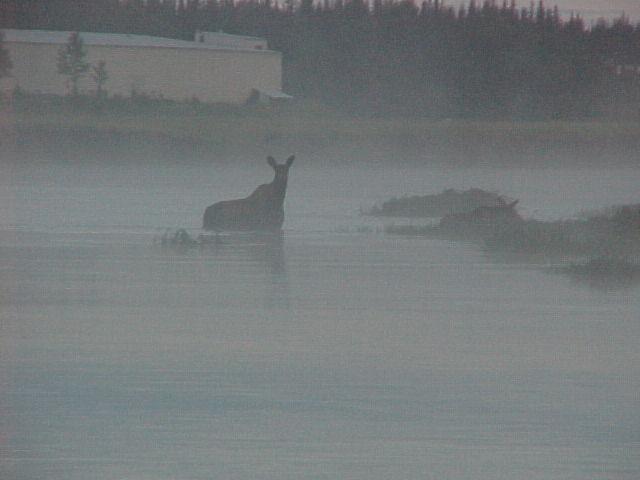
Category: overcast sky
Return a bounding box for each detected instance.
[525,0,640,22]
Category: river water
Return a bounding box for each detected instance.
[1,159,639,480]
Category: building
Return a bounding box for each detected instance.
[1,29,288,104]
[194,30,268,50]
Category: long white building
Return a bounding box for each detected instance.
[1,29,286,104]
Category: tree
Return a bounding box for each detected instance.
[57,32,89,96]
[0,31,12,80]
[91,60,108,98]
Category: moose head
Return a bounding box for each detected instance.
[267,155,295,184]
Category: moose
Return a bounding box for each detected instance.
[203,155,295,232]
[438,199,523,239]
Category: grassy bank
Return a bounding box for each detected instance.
[6,95,640,165]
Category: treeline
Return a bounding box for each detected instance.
[2,0,640,118]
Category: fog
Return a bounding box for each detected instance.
[554,0,640,22]
[3,0,640,473]
[1,141,639,479]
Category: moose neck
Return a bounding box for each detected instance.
[270,172,288,203]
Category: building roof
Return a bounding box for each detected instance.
[195,30,266,43]
[254,88,293,99]
[1,28,276,53]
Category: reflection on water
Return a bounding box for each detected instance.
[196,231,287,276]
[552,258,640,292]
[1,162,639,480]
[163,230,291,309]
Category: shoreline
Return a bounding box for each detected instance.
[3,97,640,165]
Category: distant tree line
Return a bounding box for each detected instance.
[0,31,11,80]
[2,0,640,119]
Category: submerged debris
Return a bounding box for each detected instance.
[158,228,199,248]
[364,188,510,218]
[155,228,285,251]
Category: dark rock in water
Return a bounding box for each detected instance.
[364,188,510,218]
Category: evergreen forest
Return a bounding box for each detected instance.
[2,0,640,119]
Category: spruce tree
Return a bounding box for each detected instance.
[57,32,89,96]
[0,31,12,80]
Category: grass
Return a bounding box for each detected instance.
[5,93,640,164]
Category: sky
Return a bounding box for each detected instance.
[530,0,640,22]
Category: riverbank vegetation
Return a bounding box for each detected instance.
[363,188,510,217]
[6,93,640,165]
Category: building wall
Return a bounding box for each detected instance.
[4,41,282,103]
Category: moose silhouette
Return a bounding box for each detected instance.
[203,155,295,232]
[438,199,522,238]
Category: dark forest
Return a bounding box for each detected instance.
[2,0,640,119]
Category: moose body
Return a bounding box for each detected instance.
[203,156,294,232]
[439,199,523,238]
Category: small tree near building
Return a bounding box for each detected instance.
[57,32,89,96]
[92,60,108,98]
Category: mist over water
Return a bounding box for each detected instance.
[1,156,639,480]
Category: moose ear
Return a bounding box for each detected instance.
[267,156,277,168]
[285,155,295,167]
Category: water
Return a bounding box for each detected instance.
[1,159,639,480]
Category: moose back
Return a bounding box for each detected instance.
[203,156,295,232]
